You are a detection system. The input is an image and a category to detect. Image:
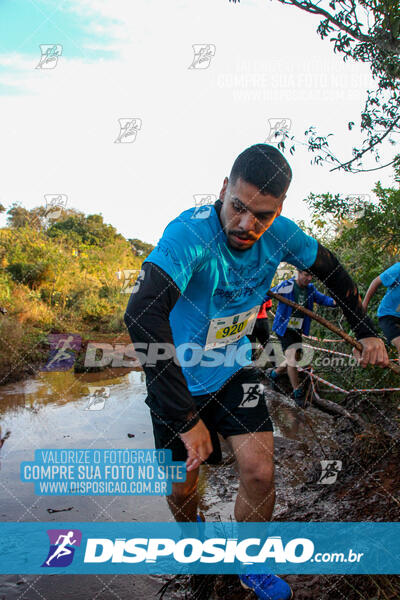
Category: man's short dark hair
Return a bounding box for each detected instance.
[229,144,292,198]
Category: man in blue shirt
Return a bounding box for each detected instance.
[363,262,400,358]
[268,270,336,406]
[125,144,388,600]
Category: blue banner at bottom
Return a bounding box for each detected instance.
[0,522,399,574]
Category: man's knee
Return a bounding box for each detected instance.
[240,462,275,492]
[392,336,400,353]
[285,346,299,366]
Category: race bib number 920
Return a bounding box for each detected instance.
[204,306,260,350]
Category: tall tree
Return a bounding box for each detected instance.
[128,238,154,258]
[306,165,400,284]
[229,0,400,173]
[6,204,46,229]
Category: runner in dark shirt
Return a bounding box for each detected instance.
[247,298,272,361]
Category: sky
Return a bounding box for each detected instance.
[0,0,397,244]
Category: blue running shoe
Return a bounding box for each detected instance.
[239,573,293,600]
[267,368,279,380]
[196,513,205,523]
[291,387,306,408]
[266,368,281,391]
[195,513,206,542]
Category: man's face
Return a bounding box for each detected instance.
[219,177,286,251]
[297,270,312,287]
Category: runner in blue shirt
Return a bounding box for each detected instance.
[124,144,388,600]
[363,262,400,358]
[268,270,336,406]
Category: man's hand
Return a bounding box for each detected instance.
[180,419,213,472]
[353,337,389,368]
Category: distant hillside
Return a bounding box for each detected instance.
[0,203,153,384]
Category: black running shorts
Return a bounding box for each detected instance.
[277,327,303,353]
[148,367,273,463]
[378,315,400,344]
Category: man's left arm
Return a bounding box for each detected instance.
[313,288,336,308]
[307,243,388,367]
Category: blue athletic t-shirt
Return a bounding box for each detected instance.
[378,262,400,318]
[145,204,318,395]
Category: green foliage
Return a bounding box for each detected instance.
[128,238,154,258]
[47,212,124,246]
[6,261,54,289]
[304,167,400,391]
[79,294,113,323]
[306,171,400,288]
[0,271,12,303]
[0,206,151,351]
[263,0,400,172]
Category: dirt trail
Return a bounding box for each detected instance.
[157,385,400,600]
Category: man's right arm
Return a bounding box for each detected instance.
[124,261,199,433]
[124,261,213,470]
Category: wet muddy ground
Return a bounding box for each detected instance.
[0,369,399,599]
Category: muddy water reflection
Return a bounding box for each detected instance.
[0,369,171,522]
[268,393,337,447]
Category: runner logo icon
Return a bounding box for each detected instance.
[42,529,82,567]
[239,383,264,408]
[318,460,342,484]
[41,334,82,372]
[188,44,216,70]
[191,206,211,219]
